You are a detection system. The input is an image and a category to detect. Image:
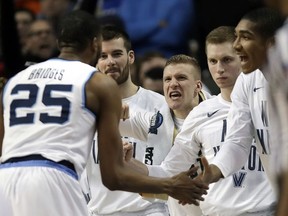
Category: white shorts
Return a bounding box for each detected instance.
[90,202,169,216]
[0,160,88,216]
[0,186,13,216]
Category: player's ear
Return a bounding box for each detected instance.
[128,50,135,65]
[194,80,202,94]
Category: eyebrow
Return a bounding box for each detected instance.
[237,29,254,36]
[112,49,123,52]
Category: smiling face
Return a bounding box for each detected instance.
[207,42,241,90]
[97,38,134,85]
[233,19,270,74]
[163,63,201,112]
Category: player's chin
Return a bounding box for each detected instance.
[168,102,181,111]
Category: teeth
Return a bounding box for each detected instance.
[170,92,181,97]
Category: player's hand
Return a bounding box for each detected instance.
[122,141,133,162]
[199,156,223,184]
[168,166,209,206]
[121,103,129,121]
[199,156,212,184]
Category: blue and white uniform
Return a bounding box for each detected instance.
[84,87,169,216]
[148,93,276,215]
[119,90,211,216]
[0,58,97,216]
[211,71,276,188]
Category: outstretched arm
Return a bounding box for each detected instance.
[86,72,209,205]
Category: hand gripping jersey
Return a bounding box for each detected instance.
[84,87,169,215]
[1,58,96,176]
[148,94,276,215]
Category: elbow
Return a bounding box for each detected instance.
[101,172,127,191]
[102,177,120,191]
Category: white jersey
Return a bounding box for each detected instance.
[85,87,168,215]
[1,58,96,176]
[211,70,276,188]
[0,58,97,216]
[148,94,276,215]
[120,90,212,216]
[266,20,288,181]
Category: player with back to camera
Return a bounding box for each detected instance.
[0,10,208,216]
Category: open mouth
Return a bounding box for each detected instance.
[169,91,182,99]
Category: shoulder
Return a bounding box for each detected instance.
[86,72,121,113]
[233,71,259,94]
[138,87,164,98]
[193,95,220,114]
[88,72,118,94]
[200,90,215,101]
[137,87,165,103]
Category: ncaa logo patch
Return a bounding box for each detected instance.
[148,111,163,134]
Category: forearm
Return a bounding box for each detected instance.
[111,163,208,205]
[125,158,149,175]
[212,142,250,177]
[206,164,224,184]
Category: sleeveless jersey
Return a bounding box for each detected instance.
[1,58,97,176]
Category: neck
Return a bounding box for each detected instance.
[220,87,232,102]
[173,106,193,119]
[173,93,200,119]
[58,48,91,65]
[119,77,139,99]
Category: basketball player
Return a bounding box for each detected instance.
[120,54,211,216]
[124,26,276,215]
[199,6,284,206]
[82,25,175,216]
[0,10,208,216]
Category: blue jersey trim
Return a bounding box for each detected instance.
[0,160,78,180]
[83,70,97,118]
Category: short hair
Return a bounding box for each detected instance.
[242,7,284,40]
[205,26,236,53]
[15,7,36,21]
[165,54,201,80]
[57,10,100,52]
[100,25,132,51]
